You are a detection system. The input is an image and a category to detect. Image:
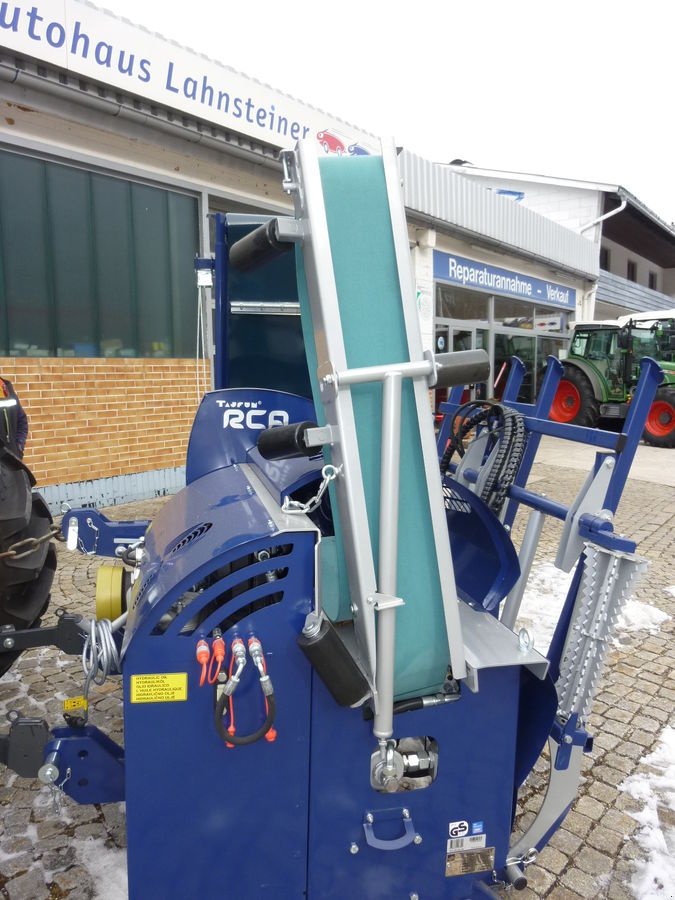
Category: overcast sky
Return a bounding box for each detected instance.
[102,0,675,225]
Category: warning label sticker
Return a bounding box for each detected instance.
[63,696,88,712]
[130,673,188,704]
[445,846,495,877]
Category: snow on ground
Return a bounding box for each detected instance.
[73,838,128,900]
[514,561,573,653]
[620,727,675,900]
[616,598,671,634]
[514,563,671,654]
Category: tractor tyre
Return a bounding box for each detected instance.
[643,386,675,448]
[550,365,600,427]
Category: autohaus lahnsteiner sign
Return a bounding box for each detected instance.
[0,0,378,155]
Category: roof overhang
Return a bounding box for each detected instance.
[603,193,675,267]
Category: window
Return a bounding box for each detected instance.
[435,284,488,320]
[627,260,637,282]
[599,246,610,271]
[648,271,658,291]
[0,149,199,357]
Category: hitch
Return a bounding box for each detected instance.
[0,610,85,656]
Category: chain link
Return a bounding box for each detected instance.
[282,464,342,515]
[506,847,538,868]
[0,523,64,560]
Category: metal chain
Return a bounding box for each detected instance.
[0,524,65,560]
[505,848,538,868]
[282,464,342,515]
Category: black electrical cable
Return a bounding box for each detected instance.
[214,689,276,746]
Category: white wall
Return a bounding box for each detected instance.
[456,174,603,244]
[600,237,671,293]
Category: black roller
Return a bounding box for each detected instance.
[228,219,292,272]
[257,421,319,460]
[297,615,371,707]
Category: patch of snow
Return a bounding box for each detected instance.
[515,562,574,653]
[73,837,128,900]
[513,562,669,657]
[620,727,675,900]
[664,585,675,598]
[616,599,670,634]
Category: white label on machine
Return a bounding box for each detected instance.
[448,820,469,838]
[446,834,486,853]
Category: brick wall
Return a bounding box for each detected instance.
[0,358,211,486]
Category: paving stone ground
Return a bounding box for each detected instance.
[0,467,673,899]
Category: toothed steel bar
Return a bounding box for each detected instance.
[555,544,648,720]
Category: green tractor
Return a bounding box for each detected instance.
[550,309,675,447]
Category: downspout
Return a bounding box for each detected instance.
[579,194,627,234]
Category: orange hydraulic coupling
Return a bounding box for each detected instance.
[208,632,226,684]
[196,638,210,687]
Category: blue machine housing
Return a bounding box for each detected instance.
[94,367,560,898]
[117,440,533,899]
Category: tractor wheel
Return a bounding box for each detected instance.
[550,365,600,427]
[643,387,675,448]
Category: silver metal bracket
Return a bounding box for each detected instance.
[304,425,336,447]
[556,454,615,571]
[370,593,405,612]
[275,215,306,244]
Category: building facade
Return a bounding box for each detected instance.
[1,1,596,509]
[401,154,596,404]
[445,163,675,322]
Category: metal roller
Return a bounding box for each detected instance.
[433,349,490,389]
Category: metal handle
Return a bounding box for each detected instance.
[362,809,417,851]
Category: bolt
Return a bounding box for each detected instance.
[38,763,59,785]
[2,637,14,649]
[365,813,373,824]
[349,842,359,855]
[413,833,423,845]
[410,894,420,900]
[564,734,573,744]
[402,808,410,819]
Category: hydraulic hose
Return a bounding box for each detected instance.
[440,400,526,516]
[214,690,276,746]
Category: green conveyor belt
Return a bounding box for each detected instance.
[295,155,450,699]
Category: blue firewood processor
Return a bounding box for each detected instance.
[0,140,664,899]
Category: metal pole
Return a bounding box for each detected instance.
[501,509,545,630]
[373,371,402,741]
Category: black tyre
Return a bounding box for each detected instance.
[0,452,55,677]
[550,365,600,427]
[643,386,675,448]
